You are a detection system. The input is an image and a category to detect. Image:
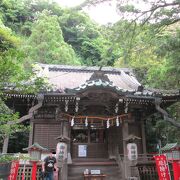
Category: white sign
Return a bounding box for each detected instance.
[91,170,101,174]
[78,145,87,157]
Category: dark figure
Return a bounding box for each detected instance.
[42,151,58,180]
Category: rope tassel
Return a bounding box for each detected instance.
[71,116,75,126]
[116,116,119,126]
[85,117,88,127]
[107,119,110,128]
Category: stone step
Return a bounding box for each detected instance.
[68,163,122,180]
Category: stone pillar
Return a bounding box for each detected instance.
[56,112,70,180]
[56,140,68,180]
[56,110,70,180]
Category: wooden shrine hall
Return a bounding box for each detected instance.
[4,64,180,180]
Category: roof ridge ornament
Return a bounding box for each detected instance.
[89,68,110,82]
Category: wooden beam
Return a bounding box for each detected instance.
[18,98,43,123]
[122,121,130,179]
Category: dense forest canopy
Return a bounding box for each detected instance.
[0,0,179,152]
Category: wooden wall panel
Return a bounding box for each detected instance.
[108,126,123,157]
[33,123,61,150]
[72,143,108,158]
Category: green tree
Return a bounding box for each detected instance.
[0,99,29,153]
[59,9,117,66]
[147,28,180,89]
[0,0,64,36]
[78,0,180,26]
[0,18,20,51]
[25,10,81,65]
[0,12,47,152]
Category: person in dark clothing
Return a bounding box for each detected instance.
[42,151,58,180]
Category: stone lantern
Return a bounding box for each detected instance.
[124,134,141,161]
[23,143,48,180]
[123,134,141,179]
[55,135,70,180]
[23,142,48,161]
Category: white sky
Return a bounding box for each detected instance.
[55,0,121,24]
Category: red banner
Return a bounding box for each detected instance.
[172,161,180,180]
[8,161,19,180]
[154,155,171,180]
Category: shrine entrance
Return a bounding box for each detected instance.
[71,127,108,159]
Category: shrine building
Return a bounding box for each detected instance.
[4,64,180,180]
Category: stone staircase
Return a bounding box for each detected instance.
[68,158,122,180]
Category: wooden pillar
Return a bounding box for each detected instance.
[122,121,130,179]
[62,120,71,161]
[141,120,147,155]
[63,120,69,138]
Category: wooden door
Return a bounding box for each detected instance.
[71,128,108,159]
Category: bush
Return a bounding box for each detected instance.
[0,154,18,163]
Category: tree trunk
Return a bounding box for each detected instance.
[155,98,180,128]
[2,136,9,153]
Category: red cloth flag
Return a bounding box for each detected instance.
[172,161,180,180]
[8,161,19,180]
[154,154,171,180]
[31,162,37,180]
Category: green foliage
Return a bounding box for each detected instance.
[0,98,29,147]
[109,17,180,148]
[146,102,180,152]
[0,0,179,153]
[0,0,118,66]
[0,154,18,163]
[0,0,64,36]
[147,29,180,89]
[0,49,47,94]
[25,10,80,65]
[115,0,180,26]
[59,9,117,66]
[0,19,20,51]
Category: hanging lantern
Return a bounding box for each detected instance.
[107,119,110,128]
[71,116,75,126]
[116,116,119,126]
[85,117,88,127]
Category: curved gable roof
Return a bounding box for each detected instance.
[38,63,141,93]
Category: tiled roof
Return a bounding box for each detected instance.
[23,142,48,151]
[161,143,179,151]
[37,63,141,93]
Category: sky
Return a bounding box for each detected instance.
[55,0,121,24]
